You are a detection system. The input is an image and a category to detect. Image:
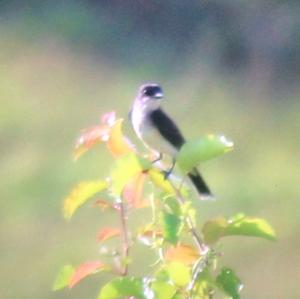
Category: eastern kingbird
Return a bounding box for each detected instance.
[130,83,212,198]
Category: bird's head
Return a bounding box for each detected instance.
[137,84,164,103]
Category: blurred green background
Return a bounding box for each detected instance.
[1,1,299,298]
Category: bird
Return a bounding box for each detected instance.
[129,83,212,198]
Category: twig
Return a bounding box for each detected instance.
[188,251,210,295]
[118,198,130,276]
[168,179,207,253]
[169,177,211,297]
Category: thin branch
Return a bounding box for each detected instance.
[168,179,207,253]
[151,162,211,295]
[169,177,212,297]
[188,251,210,295]
[118,198,130,276]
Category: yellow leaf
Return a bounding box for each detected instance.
[63,181,108,220]
[106,119,135,157]
[148,169,175,195]
[165,262,191,287]
[110,154,150,196]
[165,244,200,265]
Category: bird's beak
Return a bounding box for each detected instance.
[154,92,163,99]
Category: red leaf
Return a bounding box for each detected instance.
[101,111,116,126]
[69,261,105,288]
[74,125,110,160]
[122,172,147,208]
[73,111,116,160]
[97,227,120,242]
[73,111,135,160]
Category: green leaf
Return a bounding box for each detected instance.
[165,262,191,287]
[111,153,151,196]
[163,196,181,216]
[160,211,182,244]
[151,281,177,299]
[63,180,108,220]
[195,269,216,298]
[202,217,228,244]
[154,269,170,282]
[52,264,75,291]
[148,170,191,198]
[216,267,243,299]
[224,214,276,241]
[202,214,276,244]
[98,277,146,299]
[177,135,233,173]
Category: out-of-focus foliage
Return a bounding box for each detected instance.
[1,1,299,299]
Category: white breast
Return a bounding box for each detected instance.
[131,103,177,157]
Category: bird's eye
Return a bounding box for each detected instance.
[143,88,152,96]
[143,86,158,97]
[140,85,163,99]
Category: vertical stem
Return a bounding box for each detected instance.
[168,178,211,297]
[168,180,207,253]
[169,180,210,298]
[188,252,210,295]
[118,198,129,276]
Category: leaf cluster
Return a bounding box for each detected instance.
[53,111,276,299]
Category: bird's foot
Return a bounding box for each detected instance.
[163,169,172,180]
[151,153,163,164]
[162,158,176,180]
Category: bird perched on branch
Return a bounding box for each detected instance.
[130,83,212,199]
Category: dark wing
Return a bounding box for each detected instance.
[149,108,185,149]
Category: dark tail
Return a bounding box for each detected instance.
[188,168,213,199]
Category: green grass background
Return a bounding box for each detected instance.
[1,5,300,298]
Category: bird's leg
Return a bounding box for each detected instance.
[151,152,163,164]
[164,158,176,180]
[151,154,175,180]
